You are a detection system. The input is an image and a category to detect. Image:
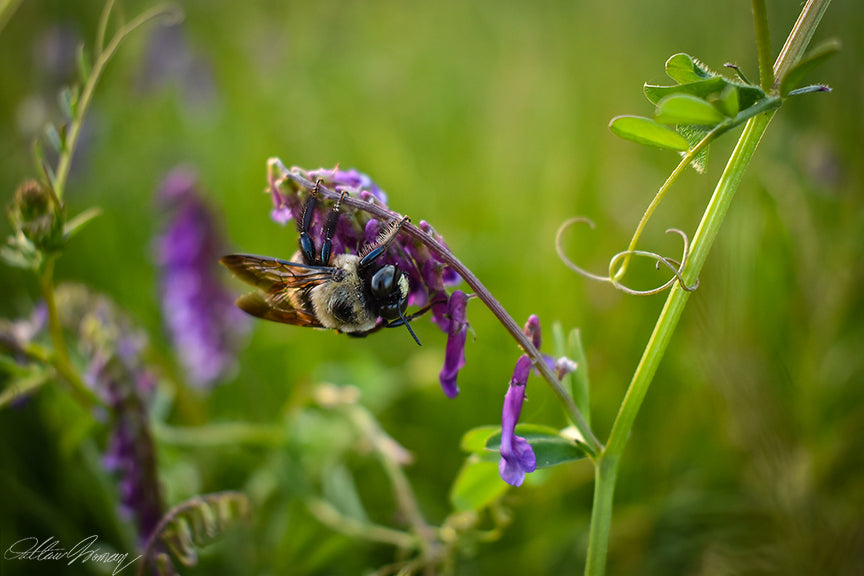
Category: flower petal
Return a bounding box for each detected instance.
[499,355,536,486]
[438,290,469,398]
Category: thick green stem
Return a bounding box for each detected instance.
[584,455,618,576]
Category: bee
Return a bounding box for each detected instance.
[220,181,423,345]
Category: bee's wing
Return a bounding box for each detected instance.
[220,254,333,327]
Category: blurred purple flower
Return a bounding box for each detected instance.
[54,284,164,541]
[439,290,469,398]
[139,23,217,108]
[156,167,249,388]
[499,355,536,487]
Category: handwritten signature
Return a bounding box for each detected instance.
[4,535,141,575]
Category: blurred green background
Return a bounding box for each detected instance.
[1,0,862,574]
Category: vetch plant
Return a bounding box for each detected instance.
[1,2,250,574]
[1,0,840,574]
[220,1,836,574]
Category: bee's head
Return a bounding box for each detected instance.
[369,264,420,345]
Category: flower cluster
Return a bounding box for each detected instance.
[499,315,577,486]
[156,167,249,388]
[55,284,164,541]
[267,162,466,397]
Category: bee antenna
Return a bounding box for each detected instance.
[399,308,422,346]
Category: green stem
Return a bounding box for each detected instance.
[53,3,180,199]
[752,0,773,91]
[347,405,438,553]
[39,260,104,409]
[584,1,831,573]
[584,455,618,576]
[307,498,417,549]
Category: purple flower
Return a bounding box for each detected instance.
[307,167,389,205]
[53,284,164,541]
[263,162,469,396]
[439,290,469,398]
[523,314,556,373]
[498,315,577,486]
[156,167,249,388]
[499,355,536,487]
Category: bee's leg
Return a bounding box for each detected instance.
[359,216,410,267]
[320,191,346,266]
[298,179,322,264]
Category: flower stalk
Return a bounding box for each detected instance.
[282,169,602,456]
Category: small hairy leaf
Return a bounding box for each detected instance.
[484,424,588,468]
[665,53,714,84]
[655,94,726,126]
[780,38,840,97]
[609,115,690,151]
[677,125,711,173]
[450,456,509,512]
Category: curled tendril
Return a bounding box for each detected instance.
[555,218,699,295]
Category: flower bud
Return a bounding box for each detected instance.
[8,179,63,250]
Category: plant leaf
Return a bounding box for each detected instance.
[450,456,509,512]
[59,86,80,120]
[677,125,711,173]
[0,368,51,409]
[460,425,500,453]
[63,207,102,241]
[484,424,588,468]
[665,53,714,84]
[713,84,740,117]
[655,94,726,126]
[76,43,91,82]
[567,328,591,427]
[780,38,840,97]
[609,115,689,151]
[645,77,765,111]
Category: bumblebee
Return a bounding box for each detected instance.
[220,181,422,344]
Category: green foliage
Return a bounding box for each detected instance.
[608,116,689,151]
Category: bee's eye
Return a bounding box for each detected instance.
[370,265,397,298]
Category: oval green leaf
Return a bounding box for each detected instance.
[460,425,500,453]
[655,94,725,126]
[609,115,689,151]
[484,424,588,469]
[450,457,510,512]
